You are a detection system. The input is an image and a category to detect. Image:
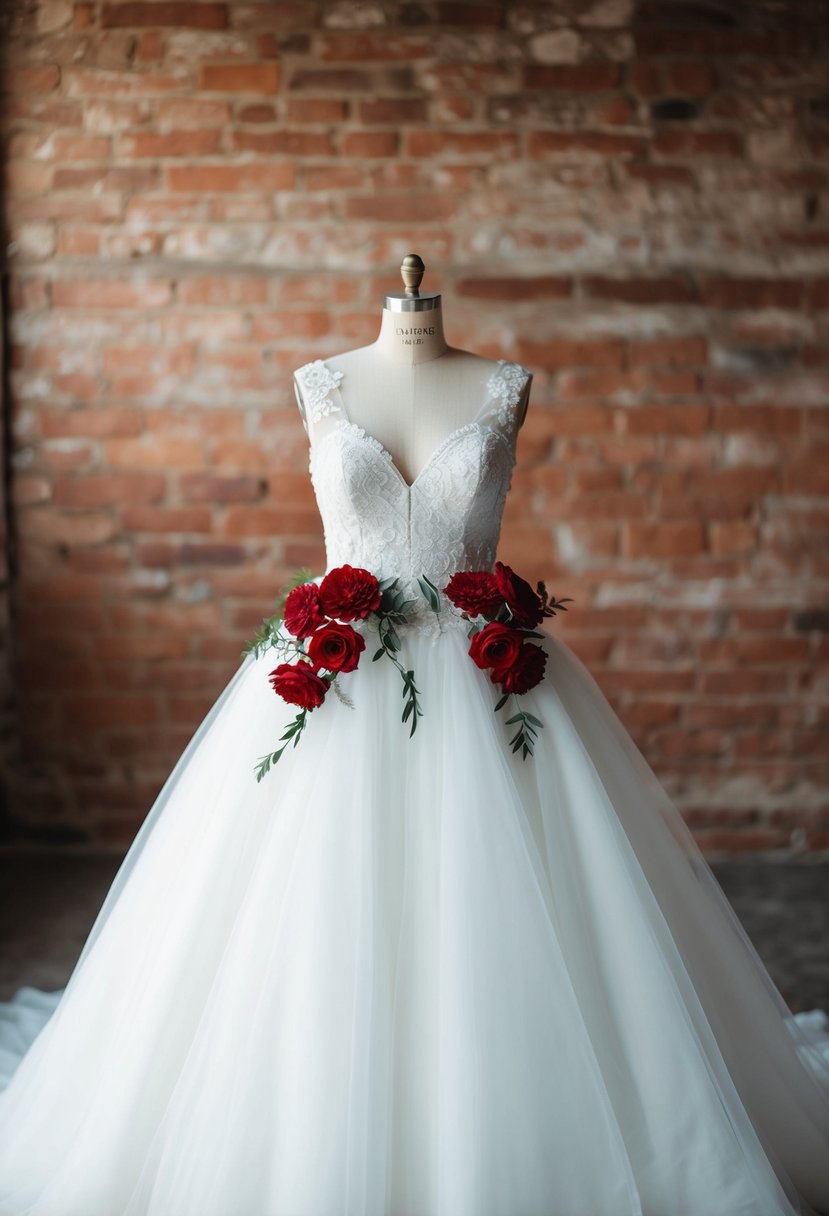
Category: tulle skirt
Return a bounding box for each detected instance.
[1,620,828,1216]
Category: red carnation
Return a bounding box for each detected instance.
[283,582,325,638]
[268,661,328,711]
[501,642,547,695]
[443,570,503,618]
[468,622,524,683]
[306,621,365,674]
[494,561,543,628]
[319,565,381,622]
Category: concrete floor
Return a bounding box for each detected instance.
[1,850,828,1013]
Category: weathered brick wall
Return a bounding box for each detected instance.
[1,0,827,851]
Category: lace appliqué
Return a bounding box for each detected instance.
[487,359,528,427]
[296,360,344,424]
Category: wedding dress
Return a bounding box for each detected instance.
[1,357,828,1216]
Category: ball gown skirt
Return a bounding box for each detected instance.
[0,623,828,1216]
[0,353,828,1215]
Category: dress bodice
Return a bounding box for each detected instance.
[294,357,531,623]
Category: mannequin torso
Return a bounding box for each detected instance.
[294,299,531,487]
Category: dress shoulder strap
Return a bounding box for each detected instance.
[293,359,347,444]
[476,359,533,437]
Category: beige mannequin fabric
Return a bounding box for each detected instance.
[294,300,532,487]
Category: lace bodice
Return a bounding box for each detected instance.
[294,358,531,631]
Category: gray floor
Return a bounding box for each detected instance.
[1,851,827,1013]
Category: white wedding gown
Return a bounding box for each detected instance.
[1,358,828,1216]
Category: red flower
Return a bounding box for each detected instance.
[306,621,365,674]
[443,570,502,617]
[501,642,547,695]
[319,565,382,621]
[494,561,543,628]
[468,622,524,682]
[283,582,325,638]
[268,661,328,710]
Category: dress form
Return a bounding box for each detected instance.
[294,255,532,487]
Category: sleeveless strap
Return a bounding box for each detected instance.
[476,359,532,437]
[293,360,346,444]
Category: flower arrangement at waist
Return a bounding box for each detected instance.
[245,561,571,780]
[244,564,421,781]
[426,562,571,759]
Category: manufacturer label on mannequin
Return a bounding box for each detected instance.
[395,325,436,346]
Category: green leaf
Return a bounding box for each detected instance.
[523,712,544,729]
[372,647,385,662]
[494,693,509,713]
[417,575,442,613]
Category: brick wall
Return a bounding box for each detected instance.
[1,0,827,851]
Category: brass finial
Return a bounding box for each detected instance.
[400,253,425,297]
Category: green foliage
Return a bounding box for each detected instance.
[254,708,308,781]
[504,705,544,761]
[242,567,316,660]
[417,574,442,614]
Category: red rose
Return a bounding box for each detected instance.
[501,642,547,695]
[268,661,328,710]
[283,582,325,638]
[319,565,381,621]
[468,622,524,682]
[305,621,365,674]
[494,561,543,628]
[443,570,503,617]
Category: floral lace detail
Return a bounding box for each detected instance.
[299,357,530,634]
[486,359,528,428]
[295,360,344,425]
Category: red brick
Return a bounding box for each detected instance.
[122,506,212,532]
[516,338,625,370]
[250,311,330,341]
[39,411,142,440]
[4,66,61,93]
[457,277,573,301]
[179,473,264,502]
[233,129,335,156]
[701,277,805,311]
[167,162,294,192]
[317,33,430,61]
[583,276,698,305]
[623,520,706,558]
[63,693,159,728]
[156,98,231,125]
[693,828,791,855]
[628,337,707,367]
[408,130,518,158]
[52,279,171,308]
[652,130,742,158]
[528,132,645,158]
[358,98,428,123]
[522,64,620,91]
[345,193,456,222]
[341,131,399,158]
[102,2,227,26]
[119,130,221,157]
[618,403,705,437]
[200,62,280,93]
[53,473,166,507]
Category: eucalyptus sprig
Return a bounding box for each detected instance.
[499,701,543,760]
[242,567,314,661]
[372,576,423,736]
[255,706,311,782]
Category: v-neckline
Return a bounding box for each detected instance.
[320,359,499,491]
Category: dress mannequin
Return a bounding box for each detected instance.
[293,255,532,486]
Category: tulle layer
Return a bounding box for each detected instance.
[1,623,828,1216]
